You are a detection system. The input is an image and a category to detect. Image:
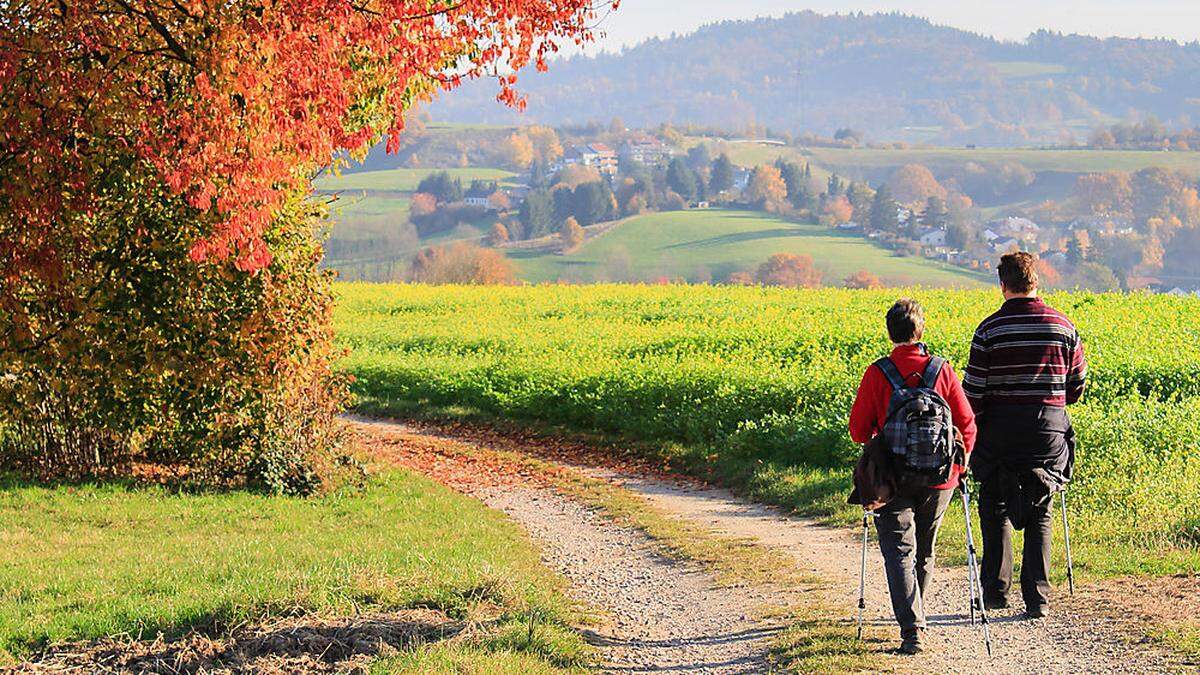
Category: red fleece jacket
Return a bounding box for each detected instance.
[848,344,977,491]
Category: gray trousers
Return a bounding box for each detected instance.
[874,487,955,631]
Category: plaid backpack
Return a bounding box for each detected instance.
[875,355,957,487]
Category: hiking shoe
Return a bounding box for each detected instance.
[1025,604,1049,619]
[983,596,1009,611]
[899,628,925,655]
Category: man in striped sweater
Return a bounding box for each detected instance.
[964,252,1087,619]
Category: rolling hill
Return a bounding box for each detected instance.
[430,11,1200,146]
[315,167,513,279]
[509,209,990,287]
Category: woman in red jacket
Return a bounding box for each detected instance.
[848,299,976,655]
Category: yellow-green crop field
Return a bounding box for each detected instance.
[335,283,1200,576]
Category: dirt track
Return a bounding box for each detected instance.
[356,418,1194,674]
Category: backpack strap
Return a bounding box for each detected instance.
[922,356,946,390]
[873,358,907,392]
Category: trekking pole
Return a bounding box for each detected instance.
[857,510,872,640]
[1061,490,1075,596]
[959,478,993,656]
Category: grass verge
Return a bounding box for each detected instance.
[0,470,587,671]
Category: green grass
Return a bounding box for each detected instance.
[324,194,412,243]
[335,284,1200,584]
[1153,622,1200,660]
[509,209,989,286]
[373,644,587,674]
[0,471,586,669]
[315,167,517,193]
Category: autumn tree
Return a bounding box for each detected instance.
[890,164,947,205]
[0,0,606,485]
[553,164,603,189]
[488,191,511,212]
[412,242,515,285]
[410,193,440,219]
[1067,229,1092,264]
[845,270,884,290]
[746,165,788,212]
[756,253,823,288]
[497,132,535,168]
[560,217,585,250]
[820,195,854,226]
[526,126,564,163]
[1074,173,1133,217]
[488,222,510,246]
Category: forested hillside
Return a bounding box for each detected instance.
[431,12,1200,146]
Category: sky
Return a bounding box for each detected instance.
[579,1,1200,53]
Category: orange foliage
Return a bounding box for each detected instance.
[756,253,823,288]
[1035,259,1062,288]
[410,192,439,218]
[822,195,854,224]
[488,222,510,246]
[890,164,947,205]
[560,217,585,249]
[3,0,607,274]
[844,270,884,290]
[746,165,788,211]
[411,242,515,285]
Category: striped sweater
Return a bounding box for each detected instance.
[963,297,1087,412]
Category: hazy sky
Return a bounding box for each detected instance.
[581,1,1200,52]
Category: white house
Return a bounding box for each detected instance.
[621,137,674,165]
[982,228,1001,243]
[918,229,947,247]
[1167,287,1200,298]
[992,237,1022,252]
[995,216,1040,236]
[563,143,618,175]
[732,167,752,191]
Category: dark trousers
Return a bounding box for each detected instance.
[978,473,1053,608]
[874,487,954,631]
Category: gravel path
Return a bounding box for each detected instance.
[604,473,1185,674]
[357,419,1190,674]
[481,487,786,674]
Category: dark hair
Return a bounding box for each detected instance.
[886,299,925,344]
[998,252,1039,294]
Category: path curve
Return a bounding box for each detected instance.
[356,418,1187,674]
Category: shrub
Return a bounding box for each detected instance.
[411,242,515,285]
[0,178,350,493]
[560,217,585,250]
[757,253,823,288]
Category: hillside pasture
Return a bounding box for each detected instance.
[508,209,990,286]
[805,146,1200,175]
[314,167,517,193]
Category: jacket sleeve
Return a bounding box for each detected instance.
[962,323,990,414]
[941,363,977,457]
[1066,328,1088,405]
[848,366,882,445]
